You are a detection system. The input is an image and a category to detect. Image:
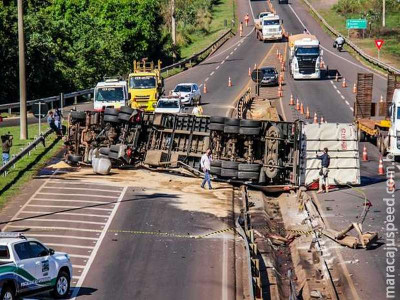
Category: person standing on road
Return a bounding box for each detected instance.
[1,133,13,166]
[47,111,59,135]
[316,147,330,193]
[54,107,63,135]
[200,148,213,190]
[244,14,250,27]
[239,22,243,37]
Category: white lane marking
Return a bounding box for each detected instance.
[221,237,228,300]
[71,186,128,299]
[16,218,106,225]
[72,276,82,280]
[25,234,98,241]
[248,0,255,19]
[48,180,123,189]
[37,193,118,199]
[346,100,350,105]
[287,4,386,80]
[26,204,113,211]
[341,95,345,99]
[199,84,203,88]
[221,60,225,64]
[225,55,229,60]
[46,243,94,249]
[234,47,237,51]
[333,85,337,90]
[230,51,233,55]
[32,199,111,204]
[205,77,209,82]
[73,265,86,269]
[42,187,121,193]
[330,80,334,85]
[20,211,110,218]
[6,225,102,233]
[336,90,341,94]
[216,65,220,70]
[210,71,215,76]
[350,107,354,111]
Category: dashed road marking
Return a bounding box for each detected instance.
[210,71,215,76]
[37,192,118,199]
[32,198,111,204]
[205,77,209,82]
[18,218,107,225]
[350,107,354,112]
[341,95,345,100]
[20,211,110,218]
[199,84,203,88]
[225,55,229,60]
[26,204,114,211]
[216,65,220,70]
[346,100,350,105]
[41,187,121,193]
[234,47,237,51]
[26,234,98,240]
[230,51,233,55]
[221,60,225,64]
[45,243,94,250]
[6,225,103,233]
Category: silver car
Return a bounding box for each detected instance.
[172,83,201,106]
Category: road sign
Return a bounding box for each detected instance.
[32,101,48,118]
[251,69,263,84]
[375,39,384,50]
[346,19,367,29]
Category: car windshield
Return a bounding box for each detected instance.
[157,100,179,109]
[174,85,191,93]
[95,87,124,102]
[259,13,270,18]
[262,68,276,75]
[129,76,156,89]
[296,47,319,56]
[263,19,279,26]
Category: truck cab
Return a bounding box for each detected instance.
[128,60,164,112]
[94,79,129,111]
[387,89,400,160]
[260,15,283,41]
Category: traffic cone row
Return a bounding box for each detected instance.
[296,98,300,111]
[203,83,207,94]
[378,156,384,175]
[248,67,251,76]
[320,116,324,123]
[342,77,347,88]
[300,103,304,115]
[353,83,357,94]
[306,107,310,119]
[388,173,395,192]
[278,89,283,97]
[228,77,232,87]
[289,94,294,105]
[362,145,368,161]
[276,49,280,57]
[313,113,318,124]
[380,95,384,102]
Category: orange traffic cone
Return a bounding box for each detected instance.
[380,95,384,102]
[228,77,232,87]
[248,67,251,76]
[296,98,300,111]
[277,89,283,97]
[203,83,207,94]
[313,113,318,124]
[320,116,324,123]
[362,145,368,161]
[289,94,294,105]
[276,49,279,57]
[342,78,347,88]
[335,72,339,82]
[281,62,285,72]
[300,103,304,115]
[306,107,310,119]
[254,63,257,70]
[353,83,357,94]
[388,173,395,192]
[378,156,384,175]
[278,82,282,91]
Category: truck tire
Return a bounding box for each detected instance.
[0,285,15,300]
[240,119,261,128]
[221,168,238,178]
[118,113,131,122]
[265,155,279,179]
[238,171,259,180]
[210,116,225,124]
[238,163,261,172]
[67,154,82,163]
[211,160,222,167]
[70,111,86,121]
[104,108,118,116]
[120,106,134,115]
[224,118,240,126]
[104,115,120,123]
[224,125,239,134]
[209,123,224,131]
[239,127,260,135]
[53,270,70,299]
[210,166,221,176]
[221,161,239,169]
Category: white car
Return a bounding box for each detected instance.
[155,98,183,114]
[0,233,73,299]
[171,83,201,106]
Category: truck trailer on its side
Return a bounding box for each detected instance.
[289,34,322,80]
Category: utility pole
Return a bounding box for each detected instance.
[171,0,176,59]
[382,0,386,27]
[18,0,28,140]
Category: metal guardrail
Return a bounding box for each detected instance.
[0,128,55,176]
[0,89,93,114]
[236,88,252,119]
[161,29,233,75]
[303,0,400,75]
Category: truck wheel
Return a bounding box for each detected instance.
[53,271,70,299]
[104,115,120,123]
[265,154,279,179]
[224,118,240,126]
[209,123,224,131]
[221,168,238,178]
[210,166,221,176]
[238,163,261,172]
[224,125,239,134]
[0,285,15,300]
[238,171,259,180]
[70,111,86,121]
[239,127,260,135]
[104,108,118,116]
[221,161,239,169]
[210,116,225,124]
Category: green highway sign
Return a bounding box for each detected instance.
[346,19,367,29]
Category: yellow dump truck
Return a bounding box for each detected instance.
[128,60,164,112]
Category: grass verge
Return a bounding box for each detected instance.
[0,123,63,207]
[180,0,236,58]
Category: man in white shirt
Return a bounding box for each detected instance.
[200,148,212,189]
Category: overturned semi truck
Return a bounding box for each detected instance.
[64,107,360,188]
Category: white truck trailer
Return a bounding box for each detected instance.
[289,34,322,80]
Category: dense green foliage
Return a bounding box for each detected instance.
[0,0,173,104]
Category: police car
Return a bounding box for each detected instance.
[0,233,73,299]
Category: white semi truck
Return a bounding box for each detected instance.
[256,14,283,42]
[94,78,129,111]
[288,34,322,80]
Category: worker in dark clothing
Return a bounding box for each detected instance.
[47,111,60,135]
[1,133,13,166]
[316,147,330,193]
